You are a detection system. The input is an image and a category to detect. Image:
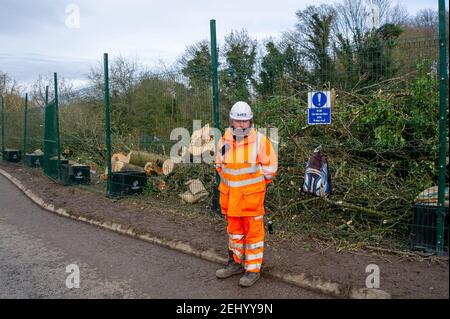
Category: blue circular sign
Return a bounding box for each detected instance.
[312,92,327,108]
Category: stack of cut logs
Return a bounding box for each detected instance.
[101,151,175,180]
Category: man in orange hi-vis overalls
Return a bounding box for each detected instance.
[215,101,278,287]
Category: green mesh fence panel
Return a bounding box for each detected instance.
[24,107,44,153]
[43,100,61,180]
[108,71,217,202]
[4,108,23,152]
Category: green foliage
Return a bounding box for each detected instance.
[334,25,403,89]
[220,30,257,103]
[257,42,286,97]
[257,42,309,97]
[307,12,335,84]
[358,60,439,151]
[180,40,212,90]
[294,5,336,85]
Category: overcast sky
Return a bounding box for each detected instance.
[0,0,442,88]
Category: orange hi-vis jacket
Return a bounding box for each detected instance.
[216,128,278,217]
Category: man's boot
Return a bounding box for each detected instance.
[239,272,261,287]
[216,251,244,279]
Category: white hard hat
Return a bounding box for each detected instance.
[229,101,253,121]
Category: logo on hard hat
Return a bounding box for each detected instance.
[237,113,247,117]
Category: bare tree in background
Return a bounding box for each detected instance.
[0,71,24,111]
[0,71,21,97]
[282,4,337,85]
[334,0,408,41]
[410,9,439,33]
[30,74,75,108]
[387,4,409,25]
[88,55,142,101]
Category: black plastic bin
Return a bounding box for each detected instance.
[59,163,91,185]
[71,165,91,184]
[24,154,44,168]
[3,149,21,163]
[410,203,449,253]
[110,171,147,196]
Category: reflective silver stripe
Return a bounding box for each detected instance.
[229,241,244,249]
[229,234,245,240]
[230,248,243,259]
[264,174,274,180]
[245,263,262,271]
[221,176,265,188]
[251,132,262,164]
[220,132,262,175]
[222,165,261,175]
[254,215,263,220]
[245,241,264,250]
[245,252,264,261]
[262,165,277,173]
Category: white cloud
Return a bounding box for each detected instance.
[0,0,441,85]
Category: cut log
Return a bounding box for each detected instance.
[179,191,209,204]
[162,159,175,175]
[112,153,130,164]
[179,179,209,204]
[114,161,144,172]
[101,154,143,180]
[185,179,207,195]
[103,152,131,176]
[154,179,167,191]
[128,151,168,168]
[143,161,165,176]
[144,162,155,176]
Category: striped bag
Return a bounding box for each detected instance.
[303,146,331,197]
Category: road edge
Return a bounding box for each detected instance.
[0,168,391,299]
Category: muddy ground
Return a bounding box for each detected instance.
[0,161,448,299]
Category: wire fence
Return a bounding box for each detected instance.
[0,24,448,254]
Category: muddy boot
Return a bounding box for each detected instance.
[216,251,244,279]
[239,272,261,287]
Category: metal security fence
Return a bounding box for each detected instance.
[102,52,217,204]
[250,34,448,252]
[0,8,447,253]
[2,102,23,153]
[43,75,62,181]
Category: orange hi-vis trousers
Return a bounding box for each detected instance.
[227,215,265,273]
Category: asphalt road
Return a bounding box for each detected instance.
[0,175,327,299]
